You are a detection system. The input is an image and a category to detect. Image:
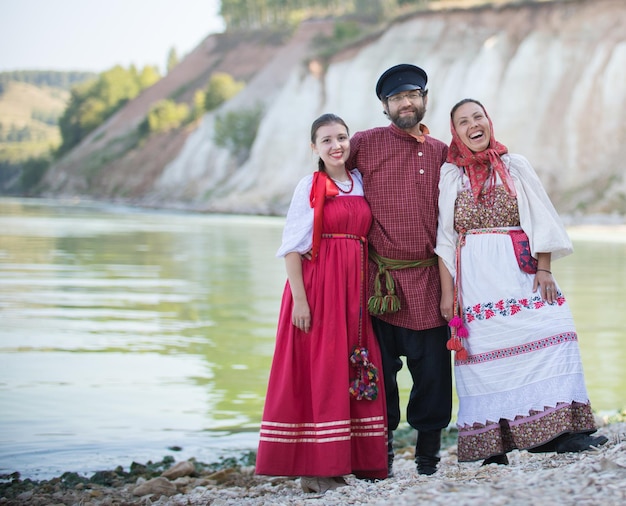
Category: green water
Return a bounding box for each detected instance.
[0,198,624,479]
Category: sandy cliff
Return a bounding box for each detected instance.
[41,0,626,216]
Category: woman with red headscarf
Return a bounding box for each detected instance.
[435,99,607,466]
[255,113,388,492]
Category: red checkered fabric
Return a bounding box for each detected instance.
[349,123,448,331]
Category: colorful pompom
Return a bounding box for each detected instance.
[446,337,463,351]
[456,348,468,361]
[349,346,379,401]
[457,325,469,338]
[449,315,463,328]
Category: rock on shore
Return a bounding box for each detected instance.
[1,422,625,506]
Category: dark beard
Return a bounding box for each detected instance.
[389,106,425,129]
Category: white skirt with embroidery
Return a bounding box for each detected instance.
[454,227,590,428]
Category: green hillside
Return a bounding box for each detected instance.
[0,71,96,162]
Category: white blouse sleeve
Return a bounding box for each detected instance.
[350,168,365,196]
[508,154,573,260]
[435,162,463,277]
[276,175,314,258]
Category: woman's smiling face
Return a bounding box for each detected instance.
[311,122,350,170]
[452,101,491,153]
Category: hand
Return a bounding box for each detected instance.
[533,270,557,304]
[440,297,454,322]
[292,301,311,333]
[301,250,312,261]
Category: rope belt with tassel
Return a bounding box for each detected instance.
[367,249,438,315]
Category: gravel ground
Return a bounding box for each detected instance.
[2,421,624,506]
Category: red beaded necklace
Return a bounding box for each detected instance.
[330,170,354,194]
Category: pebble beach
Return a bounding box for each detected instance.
[2,419,625,506]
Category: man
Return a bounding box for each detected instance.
[346,64,452,476]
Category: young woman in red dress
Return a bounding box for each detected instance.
[255,113,388,493]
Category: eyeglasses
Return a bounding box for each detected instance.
[387,91,425,104]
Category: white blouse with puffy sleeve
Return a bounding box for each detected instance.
[276,169,364,257]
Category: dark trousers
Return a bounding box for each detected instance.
[371,317,452,432]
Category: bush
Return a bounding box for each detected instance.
[145,100,190,133]
[213,104,264,162]
[204,73,245,112]
[20,156,51,193]
[313,20,364,61]
[189,89,207,121]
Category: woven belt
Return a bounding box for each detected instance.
[367,249,437,315]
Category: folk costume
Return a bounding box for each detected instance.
[348,121,452,474]
[435,109,598,462]
[256,169,388,480]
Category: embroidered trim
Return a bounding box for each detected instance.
[457,331,578,365]
[261,427,350,437]
[456,402,595,462]
[464,291,565,322]
[261,419,351,428]
[259,435,352,443]
[259,416,386,443]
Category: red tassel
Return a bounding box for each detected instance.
[449,315,463,328]
[456,348,468,361]
[446,337,463,351]
[457,325,469,338]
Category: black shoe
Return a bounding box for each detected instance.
[415,430,441,475]
[527,440,556,453]
[555,433,609,453]
[416,456,439,475]
[387,431,394,478]
[482,454,509,466]
[590,435,609,448]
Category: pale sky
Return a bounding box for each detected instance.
[0,0,225,73]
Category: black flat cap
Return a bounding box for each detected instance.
[376,64,428,99]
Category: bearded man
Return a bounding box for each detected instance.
[347,64,452,477]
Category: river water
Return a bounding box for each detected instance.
[0,197,624,479]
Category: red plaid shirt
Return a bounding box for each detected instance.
[348,123,448,331]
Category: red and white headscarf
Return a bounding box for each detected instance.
[446,102,516,203]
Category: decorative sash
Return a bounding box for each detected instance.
[367,249,438,315]
[322,233,379,401]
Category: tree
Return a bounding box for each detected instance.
[20,156,51,193]
[204,72,245,111]
[214,103,264,163]
[167,47,179,74]
[220,0,365,30]
[190,89,207,121]
[57,65,162,155]
[145,100,189,133]
[138,65,161,89]
[91,65,142,109]
[0,70,96,90]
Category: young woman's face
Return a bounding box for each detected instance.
[452,102,491,152]
[312,123,350,170]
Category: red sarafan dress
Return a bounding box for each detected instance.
[256,192,388,480]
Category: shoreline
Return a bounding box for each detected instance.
[565,223,626,243]
[2,418,625,505]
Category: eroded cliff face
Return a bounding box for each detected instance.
[43,0,626,216]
